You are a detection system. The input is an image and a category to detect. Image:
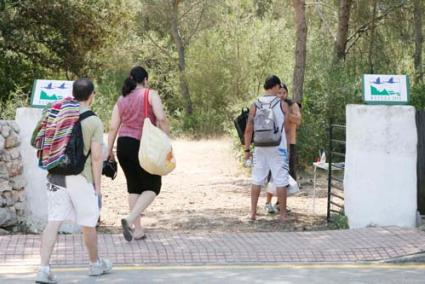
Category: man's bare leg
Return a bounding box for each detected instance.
[266,192,273,204]
[128,194,144,238]
[251,185,261,220]
[81,226,98,263]
[276,186,288,222]
[40,221,63,266]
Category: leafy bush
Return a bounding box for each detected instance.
[328,213,349,230]
[0,87,29,120]
[410,84,425,110]
[297,67,363,166]
[92,71,127,130]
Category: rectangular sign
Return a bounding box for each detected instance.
[30,79,74,108]
[362,74,409,105]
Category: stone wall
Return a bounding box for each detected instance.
[0,121,26,234]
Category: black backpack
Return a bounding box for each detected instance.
[234,107,249,145]
[48,111,96,175]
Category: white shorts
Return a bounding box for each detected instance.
[252,146,289,187]
[47,175,99,227]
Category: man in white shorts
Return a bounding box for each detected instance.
[244,75,290,222]
[35,79,112,284]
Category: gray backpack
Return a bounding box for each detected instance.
[253,97,282,147]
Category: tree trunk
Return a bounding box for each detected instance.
[414,0,423,84]
[368,0,378,74]
[333,0,352,64]
[292,0,307,102]
[170,1,193,115]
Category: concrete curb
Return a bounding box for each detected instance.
[382,251,425,263]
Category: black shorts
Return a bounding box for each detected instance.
[117,137,161,195]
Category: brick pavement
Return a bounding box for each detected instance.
[1,227,425,267]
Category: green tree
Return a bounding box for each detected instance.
[292,0,307,102]
[139,0,222,116]
[0,0,132,101]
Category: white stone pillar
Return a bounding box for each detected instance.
[15,108,45,232]
[15,108,79,233]
[344,104,418,228]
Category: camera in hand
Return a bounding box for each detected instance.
[102,159,118,180]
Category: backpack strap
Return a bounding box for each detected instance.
[280,100,286,115]
[254,99,261,109]
[255,97,280,109]
[270,97,281,109]
[78,110,96,158]
[79,110,96,121]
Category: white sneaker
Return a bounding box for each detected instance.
[35,269,57,284]
[89,258,113,276]
[265,203,276,214]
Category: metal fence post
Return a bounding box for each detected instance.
[327,120,333,222]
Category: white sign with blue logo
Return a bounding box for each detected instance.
[362,74,409,105]
[30,79,74,108]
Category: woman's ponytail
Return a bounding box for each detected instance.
[121,66,149,97]
[121,77,137,97]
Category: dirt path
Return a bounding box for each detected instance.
[99,138,328,233]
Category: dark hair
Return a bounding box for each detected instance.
[280,83,293,105]
[263,75,282,90]
[285,98,294,106]
[73,78,94,101]
[122,66,149,96]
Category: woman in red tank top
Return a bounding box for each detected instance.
[107,66,170,241]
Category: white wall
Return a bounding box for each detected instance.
[344,105,418,228]
[16,108,79,233]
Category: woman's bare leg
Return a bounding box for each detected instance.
[128,194,143,235]
[126,191,156,236]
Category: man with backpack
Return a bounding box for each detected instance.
[34,79,112,283]
[265,83,302,213]
[244,75,290,222]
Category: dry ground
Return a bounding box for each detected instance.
[98,137,330,234]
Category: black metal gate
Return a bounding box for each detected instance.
[327,123,346,221]
[416,111,425,215]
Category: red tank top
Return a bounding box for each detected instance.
[117,88,157,140]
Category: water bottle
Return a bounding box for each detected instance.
[320,151,326,164]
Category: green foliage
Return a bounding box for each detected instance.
[0,87,28,120]
[297,66,363,165]
[92,71,127,130]
[410,84,425,110]
[0,0,134,102]
[328,214,349,230]
[179,2,294,135]
[254,0,273,18]
[0,0,424,170]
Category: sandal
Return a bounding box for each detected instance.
[121,219,133,242]
[134,234,147,240]
[240,214,256,222]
